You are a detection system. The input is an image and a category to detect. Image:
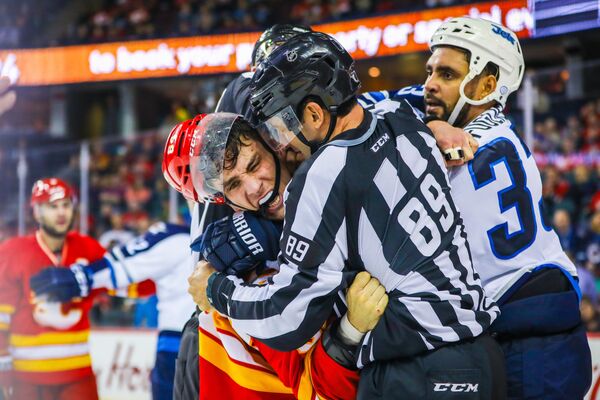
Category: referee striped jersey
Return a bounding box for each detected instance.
[209,101,499,367]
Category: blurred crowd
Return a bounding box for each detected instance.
[1,0,474,48]
[534,99,600,155]
[532,98,600,333]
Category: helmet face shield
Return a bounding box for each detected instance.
[256,105,303,152]
[189,113,239,204]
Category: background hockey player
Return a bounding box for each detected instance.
[29,221,194,400]
[0,178,105,400]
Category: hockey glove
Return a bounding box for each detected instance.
[29,263,94,302]
[192,211,282,277]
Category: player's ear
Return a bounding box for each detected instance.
[480,74,497,100]
[303,101,325,129]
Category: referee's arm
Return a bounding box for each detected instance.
[208,146,351,351]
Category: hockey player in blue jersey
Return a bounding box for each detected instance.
[361,17,592,399]
[29,222,195,400]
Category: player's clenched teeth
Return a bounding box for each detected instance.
[267,194,282,211]
[259,190,274,206]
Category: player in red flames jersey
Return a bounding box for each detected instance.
[0,178,105,400]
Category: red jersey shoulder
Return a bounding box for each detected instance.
[0,235,37,258]
[65,231,105,262]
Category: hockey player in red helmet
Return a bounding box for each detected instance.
[162,114,225,204]
[163,112,292,220]
[30,177,78,237]
[0,177,105,399]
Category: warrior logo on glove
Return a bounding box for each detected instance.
[232,212,264,255]
[192,211,282,277]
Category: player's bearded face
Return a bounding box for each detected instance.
[424,47,477,127]
[36,198,74,238]
[222,138,292,221]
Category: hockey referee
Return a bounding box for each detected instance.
[191,32,506,399]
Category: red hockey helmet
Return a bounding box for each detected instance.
[30,178,76,206]
[162,114,227,204]
[162,115,204,202]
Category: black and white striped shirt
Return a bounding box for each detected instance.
[209,101,499,367]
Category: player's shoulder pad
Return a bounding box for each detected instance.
[0,235,30,253]
[390,84,424,98]
[359,85,424,109]
[120,222,189,256]
[135,221,190,247]
[67,231,103,247]
[147,222,189,237]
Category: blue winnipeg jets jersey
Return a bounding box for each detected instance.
[92,222,195,331]
[359,88,577,300]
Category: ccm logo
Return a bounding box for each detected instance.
[232,213,264,255]
[433,383,479,393]
[370,133,390,152]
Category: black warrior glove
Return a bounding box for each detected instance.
[191,211,282,277]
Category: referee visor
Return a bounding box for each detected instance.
[256,105,303,152]
[189,112,239,204]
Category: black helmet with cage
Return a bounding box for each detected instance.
[249,31,361,154]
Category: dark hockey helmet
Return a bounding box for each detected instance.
[249,31,361,152]
[251,24,313,67]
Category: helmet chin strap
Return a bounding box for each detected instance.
[318,108,338,148]
[256,149,281,217]
[447,96,467,126]
[448,70,498,126]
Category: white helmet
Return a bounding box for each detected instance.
[429,17,524,125]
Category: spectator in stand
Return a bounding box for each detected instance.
[98,212,135,248]
[581,296,600,332]
[122,201,151,234]
[581,102,600,152]
[98,174,125,209]
[197,6,216,34]
[590,190,600,213]
[570,164,597,221]
[125,174,152,211]
[541,165,575,218]
[577,263,598,306]
[329,0,352,20]
[553,208,576,255]
[575,210,600,275]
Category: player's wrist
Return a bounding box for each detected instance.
[206,271,219,307]
[339,313,366,346]
[207,272,239,315]
[322,319,359,370]
[70,263,92,297]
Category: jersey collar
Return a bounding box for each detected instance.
[35,230,69,266]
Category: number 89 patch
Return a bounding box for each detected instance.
[283,232,313,264]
